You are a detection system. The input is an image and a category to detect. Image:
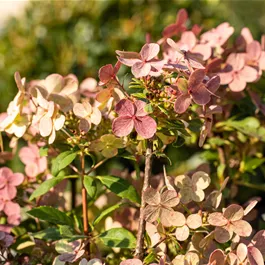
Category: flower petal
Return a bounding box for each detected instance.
[39,116,53,137]
[175,225,189,241]
[140,43,160,61]
[112,116,134,137]
[132,61,151,78]
[134,116,157,139]
[115,99,135,116]
[174,94,192,114]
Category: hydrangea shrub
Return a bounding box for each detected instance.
[0,8,265,265]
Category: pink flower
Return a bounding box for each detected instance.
[200,22,234,48]
[116,43,164,78]
[0,199,21,225]
[112,99,157,139]
[219,53,258,92]
[19,143,47,179]
[174,69,220,114]
[0,167,24,200]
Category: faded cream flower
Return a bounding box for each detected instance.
[33,89,65,144]
[73,101,102,133]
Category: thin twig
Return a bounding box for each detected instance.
[85,158,108,175]
[134,141,153,259]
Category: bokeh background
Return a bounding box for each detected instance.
[1,0,265,112]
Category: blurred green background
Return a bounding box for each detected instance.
[1,0,265,112]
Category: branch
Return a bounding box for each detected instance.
[134,141,153,259]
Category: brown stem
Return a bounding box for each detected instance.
[134,141,153,259]
[81,153,90,258]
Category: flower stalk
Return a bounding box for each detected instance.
[135,141,153,259]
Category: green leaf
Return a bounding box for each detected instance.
[96,175,140,204]
[59,225,74,238]
[144,103,153,113]
[27,206,73,226]
[51,150,78,176]
[117,150,136,161]
[99,228,136,248]
[39,146,48,157]
[241,157,265,173]
[84,175,97,199]
[29,175,78,201]
[131,93,146,99]
[93,203,124,226]
[31,228,61,241]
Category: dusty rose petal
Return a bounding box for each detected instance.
[98,64,114,85]
[134,100,147,117]
[231,220,252,237]
[174,94,192,114]
[168,211,186,227]
[227,53,245,71]
[25,163,38,178]
[237,243,248,263]
[241,27,254,44]
[140,43,159,61]
[208,212,228,227]
[19,147,36,165]
[115,99,135,116]
[73,102,91,118]
[160,190,179,207]
[134,116,157,139]
[96,89,112,103]
[112,116,134,137]
[120,259,143,265]
[175,225,189,241]
[187,214,202,229]
[214,226,232,243]
[229,74,246,92]
[247,246,264,265]
[160,207,175,227]
[247,41,261,61]
[4,201,20,217]
[244,200,258,216]
[132,61,151,78]
[90,107,102,126]
[219,71,233,85]
[54,114,65,131]
[240,66,258,82]
[10,173,24,186]
[224,204,244,221]
[45,74,63,93]
[188,69,205,88]
[259,52,265,70]
[251,230,265,257]
[181,31,196,50]
[39,116,52,137]
[143,188,160,205]
[143,205,160,223]
[209,249,225,265]
[191,83,211,105]
[79,119,91,133]
[192,44,212,60]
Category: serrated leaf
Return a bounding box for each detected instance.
[27,206,73,226]
[29,175,78,201]
[93,203,124,226]
[31,228,62,241]
[96,175,140,203]
[84,175,97,199]
[99,228,136,248]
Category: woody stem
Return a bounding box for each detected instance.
[135,141,153,259]
[80,152,90,258]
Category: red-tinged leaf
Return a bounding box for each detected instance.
[223,204,244,221]
[98,64,114,84]
[247,246,264,265]
[143,188,160,206]
[208,212,228,226]
[231,220,252,237]
[160,190,179,207]
[176,9,188,25]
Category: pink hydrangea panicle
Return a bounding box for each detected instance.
[112,99,157,139]
[19,143,47,179]
[116,43,164,78]
[0,167,24,200]
[219,53,258,92]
